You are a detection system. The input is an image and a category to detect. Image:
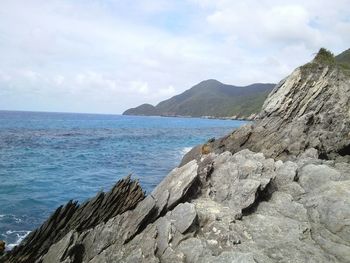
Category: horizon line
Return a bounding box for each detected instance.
[0,109,123,116]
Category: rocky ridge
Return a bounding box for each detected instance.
[181,52,350,165]
[1,49,349,263]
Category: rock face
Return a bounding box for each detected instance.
[1,176,145,263]
[3,150,349,263]
[181,60,350,165]
[0,241,5,256]
[2,49,350,263]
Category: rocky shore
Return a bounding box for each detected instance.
[1,176,145,263]
[1,49,349,263]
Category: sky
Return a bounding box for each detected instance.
[0,0,349,114]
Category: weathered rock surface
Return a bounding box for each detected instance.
[181,60,350,165]
[1,176,145,263]
[3,149,348,263]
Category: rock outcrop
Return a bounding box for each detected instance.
[1,176,145,263]
[3,149,349,262]
[181,55,350,165]
[2,48,350,263]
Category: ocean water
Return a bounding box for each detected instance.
[0,110,247,249]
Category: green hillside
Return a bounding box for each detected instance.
[123,104,159,116]
[123,80,275,118]
[335,48,350,73]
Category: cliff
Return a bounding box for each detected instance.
[1,48,350,263]
[181,49,350,165]
[123,80,275,119]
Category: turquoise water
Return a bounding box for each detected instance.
[0,110,246,248]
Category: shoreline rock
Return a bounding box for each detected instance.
[181,61,350,166]
[3,149,349,262]
[1,176,145,263]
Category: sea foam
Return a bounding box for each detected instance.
[181,147,193,155]
[5,230,31,250]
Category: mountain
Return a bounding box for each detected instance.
[335,48,350,73]
[123,80,275,119]
[335,48,350,63]
[124,103,160,116]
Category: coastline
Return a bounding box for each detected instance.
[123,113,255,121]
[0,112,243,257]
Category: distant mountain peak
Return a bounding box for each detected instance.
[197,79,222,85]
[335,48,350,71]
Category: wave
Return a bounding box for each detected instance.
[180,147,193,155]
[0,214,22,223]
[4,230,31,250]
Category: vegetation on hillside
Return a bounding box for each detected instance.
[335,48,350,74]
[123,104,159,116]
[124,48,350,119]
[123,80,275,118]
[313,48,335,65]
[302,48,350,76]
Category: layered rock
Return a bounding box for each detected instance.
[1,176,144,263]
[181,58,350,165]
[3,149,349,262]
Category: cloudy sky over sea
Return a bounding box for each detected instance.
[0,0,349,113]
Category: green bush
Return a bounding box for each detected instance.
[313,48,335,65]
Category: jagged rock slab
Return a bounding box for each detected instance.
[1,176,145,263]
[181,61,350,166]
[35,160,200,263]
[13,149,348,263]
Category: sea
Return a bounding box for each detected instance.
[0,110,247,249]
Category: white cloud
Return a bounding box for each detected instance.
[130,81,150,95]
[158,86,177,97]
[203,0,349,50]
[20,69,40,81]
[0,0,348,113]
[0,71,11,82]
[53,75,65,86]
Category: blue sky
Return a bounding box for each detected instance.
[0,0,349,113]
